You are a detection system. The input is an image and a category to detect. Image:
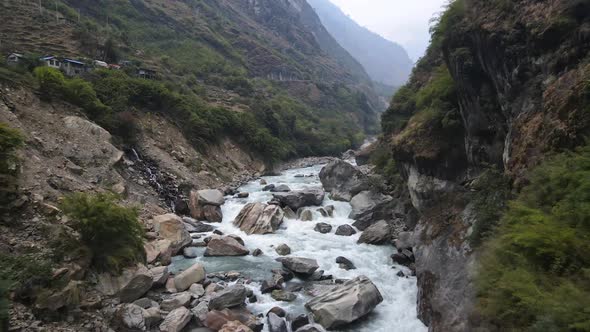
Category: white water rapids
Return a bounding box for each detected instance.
[171,163,427,332]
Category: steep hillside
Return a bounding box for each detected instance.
[308,0,414,87]
[376,0,590,331]
[0,0,381,158]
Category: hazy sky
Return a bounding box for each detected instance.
[328,0,448,61]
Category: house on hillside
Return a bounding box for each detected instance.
[6,53,23,65]
[93,60,108,69]
[40,56,61,69]
[137,68,156,79]
[62,58,86,76]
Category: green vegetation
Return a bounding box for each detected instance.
[369,143,401,185]
[478,145,590,331]
[469,168,511,247]
[430,0,466,50]
[60,193,145,272]
[0,123,24,210]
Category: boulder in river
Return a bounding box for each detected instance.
[271,290,296,302]
[152,214,192,255]
[335,256,356,270]
[272,190,325,210]
[305,276,383,329]
[270,184,291,192]
[357,220,392,245]
[319,160,369,201]
[208,284,248,310]
[263,184,275,191]
[314,223,332,234]
[277,257,319,276]
[275,243,291,256]
[174,263,205,291]
[233,203,284,235]
[267,312,288,332]
[204,235,249,256]
[189,189,225,222]
[335,224,356,236]
[349,191,395,230]
[299,209,313,221]
[295,324,327,332]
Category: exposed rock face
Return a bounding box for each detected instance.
[319,160,369,201]
[277,257,319,276]
[348,191,395,230]
[174,263,206,291]
[160,307,192,332]
[357,220,392,244]
[305,276,383,329]
[272,190,325,210]
[189,189,225,222]
[204,236,249,256]
[208,285,248,310]
[152,214,192,254]
[233,203,284,234]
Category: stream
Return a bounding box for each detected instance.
[170,163,427,332]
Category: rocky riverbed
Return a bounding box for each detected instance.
[93,159,426,331]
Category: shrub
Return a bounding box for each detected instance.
[60,193,145,272]
[33,67,65,99]
[477,144,590,331]
[0,123,24,209]
[0,253,52,304]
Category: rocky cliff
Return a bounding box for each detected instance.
[380,0,590,330]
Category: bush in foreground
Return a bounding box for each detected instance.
[477,144,590,331]
[60,193,145,272]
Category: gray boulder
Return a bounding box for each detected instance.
[349,191,395,230]
[182,247,199,258]
[305,276,383,329]
[118,265,154,303]
[270,184,291,192]
[324,205,335,217]
[160,307,192,332]
[336,257,356,270]
[195,189,225,206]
[182,217,215,232]
[357,220,391,245]
[283,206,297,219]
[271,290,296,302]
[263,184,275,191]
[174,263,206,292]
[208,285,248,310]
[335,224,356,236]
[299,209,313,221]
[233,203,284,235]
[314,223,332,234]
[204,236,249,256]
[114,303,147,330]
[295,324,327,332]
[189,190,225,222]
[153,214,192,254]
[319,160,369,201]
[160,292,191,311]
[275,243,291,256]
[277,257,319,276]
[272,190,325,210]
[150,266,169,286]
[267,312,288,332]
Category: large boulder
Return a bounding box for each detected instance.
[270,184,291,192]
[357,220,392,245]
[174,263,206,291]
[189,189,225,222]
[348,191,395,230]
[335,224,357,236]
[305,276,383,329]
[208,285,248,310]
[160,307,192,332]
[267,312,288,332]
[152,214,192,254]
[314,223,332,234]
[160,292,192,311]
[319,160,369,201]
[220,321,254,332]
[272,190,325,211]
[204,308,260,331]
[233,203,284,235]
[97,265,153,303]
[277,257,319,276]
[204,236,249,256]
[114,303,148,331]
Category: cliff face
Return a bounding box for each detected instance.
[382,0,590,330]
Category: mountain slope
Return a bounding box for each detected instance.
[308,0,413,87]
[0,0,381,158]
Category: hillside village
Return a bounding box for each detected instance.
[6,52,156,78]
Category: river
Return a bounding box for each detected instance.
[171,163,427,332]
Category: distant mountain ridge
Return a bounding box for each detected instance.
[308,0,413,87]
